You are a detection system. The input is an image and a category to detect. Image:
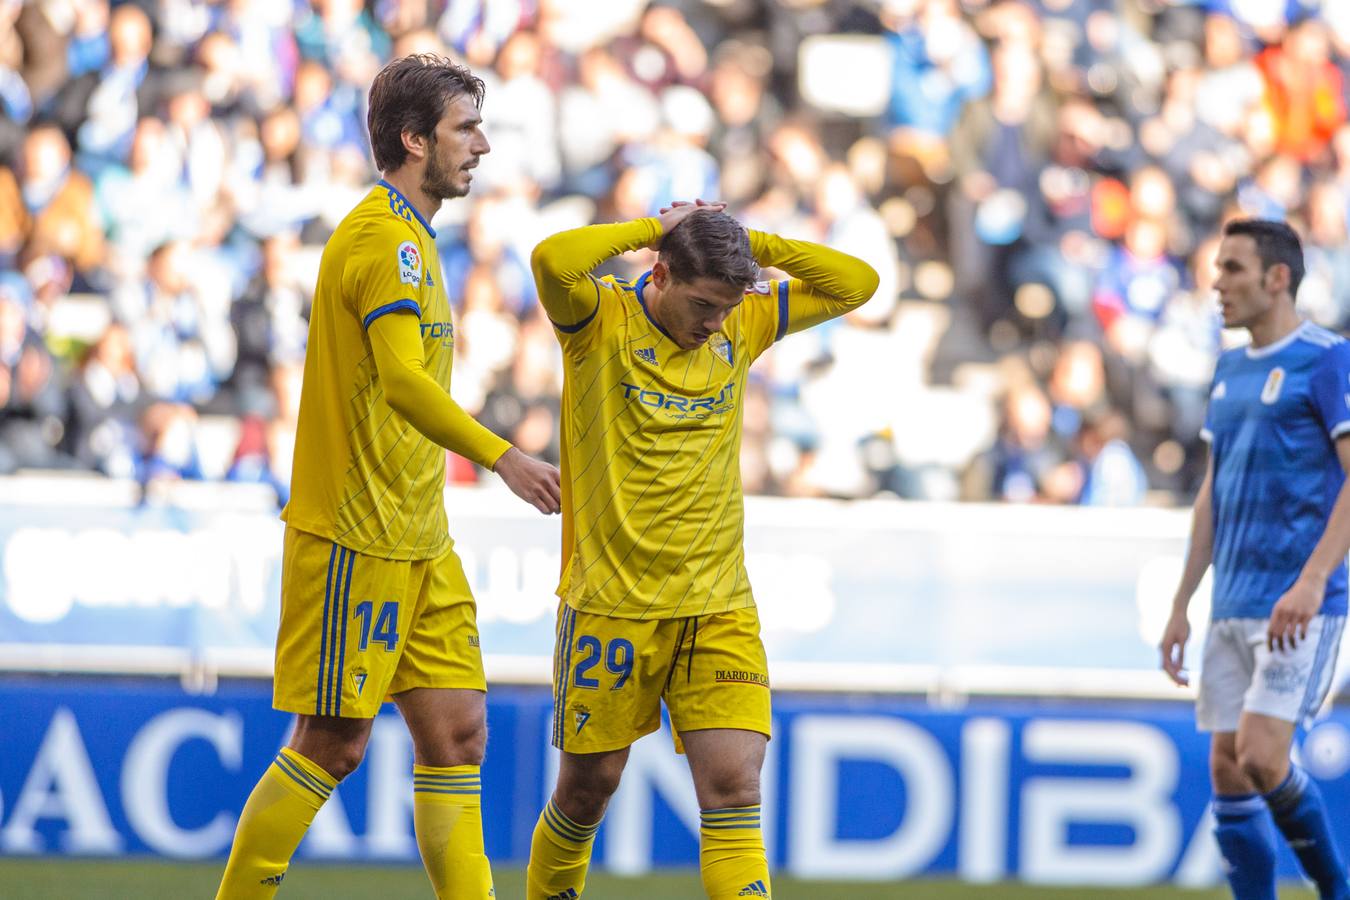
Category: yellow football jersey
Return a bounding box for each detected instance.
[533,219,878,619]
[283,181,462,561]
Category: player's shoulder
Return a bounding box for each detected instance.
[595,273,639,294]
[1290,322,1344,350]
[1296,322,1348,355]
[347,187,419,240]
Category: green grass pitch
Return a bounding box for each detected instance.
[0,858,1315,899]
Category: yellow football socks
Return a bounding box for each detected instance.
[700,805,771,899]
[526,797,601,899]
[215,748,336,899]
[412,764,495,899]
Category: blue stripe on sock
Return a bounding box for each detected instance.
[414,786,481,795]
[544,807,589,842]
[544,802,598,842]
[315,543,338,716]
[274,754,331,799]
[1213,793,1265,817]
[1265,767,1309,815]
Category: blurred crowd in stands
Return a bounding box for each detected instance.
[0,0,1346,507]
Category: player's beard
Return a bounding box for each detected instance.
[421,138,467,200]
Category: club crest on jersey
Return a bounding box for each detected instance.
[1211,381,1226,401]
[635,347,657,365]
[708,333,734,367]
[1261,367,1285,404]
[397,241,421,287]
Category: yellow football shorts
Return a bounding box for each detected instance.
[550,603,772,754]
[273,527,486,718]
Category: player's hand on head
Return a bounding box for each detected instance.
[493,447,562,515]
[1159,610,1191,686]
[655,199,727,241]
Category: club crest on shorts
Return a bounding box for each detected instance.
[1261,367,1285,404]
[573,704,591,734]
[352,668,368,696]
[708,333,734,367]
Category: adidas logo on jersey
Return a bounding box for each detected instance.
[737,880,770,896]
[636,347,657,365]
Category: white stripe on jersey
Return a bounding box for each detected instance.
[1300,323,1344,347]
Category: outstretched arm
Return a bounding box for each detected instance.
[748,230,880,335]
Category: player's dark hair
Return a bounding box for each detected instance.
[367,54,485,173]
[1223,218,1305,297]
[658,210,760,290]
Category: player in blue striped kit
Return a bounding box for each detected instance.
[1161,218,1350,900]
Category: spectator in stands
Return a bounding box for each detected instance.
[7,0,1350,514]
[0,277,66,472]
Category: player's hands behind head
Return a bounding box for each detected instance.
[493,447,562,515]
[652,199,727,248]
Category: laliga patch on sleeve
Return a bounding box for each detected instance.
[747,280,772,295]
[397,241,422,287]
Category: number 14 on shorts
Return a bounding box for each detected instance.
[354,600,400,651]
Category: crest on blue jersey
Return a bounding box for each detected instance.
[1261,367,1285,404]
[709,333,733,367]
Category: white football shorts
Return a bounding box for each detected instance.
[1196,614,1346,732]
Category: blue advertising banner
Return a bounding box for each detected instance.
[4,677,1350,886]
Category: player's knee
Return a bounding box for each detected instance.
[445,718,487,766]
[316,741,368,781]
[701,769,760,810]
[556,768,622,821]
[1237,752,1285,794]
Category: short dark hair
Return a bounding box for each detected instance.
[658,210,759,289]
[367,54,485,173]
[1223,218,1306,297]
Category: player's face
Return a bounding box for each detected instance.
[652,265,744,349]
[1213,235,1278,330]
[422,93,490,201]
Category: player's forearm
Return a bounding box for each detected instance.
[531,219,662,324]
[1172,479,1215,613]
[369,317,511,469]
[748,230,880,306]
[1298,478,1350,585]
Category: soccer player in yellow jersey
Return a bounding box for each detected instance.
[215,55,560,899]
[525,200,879,899]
